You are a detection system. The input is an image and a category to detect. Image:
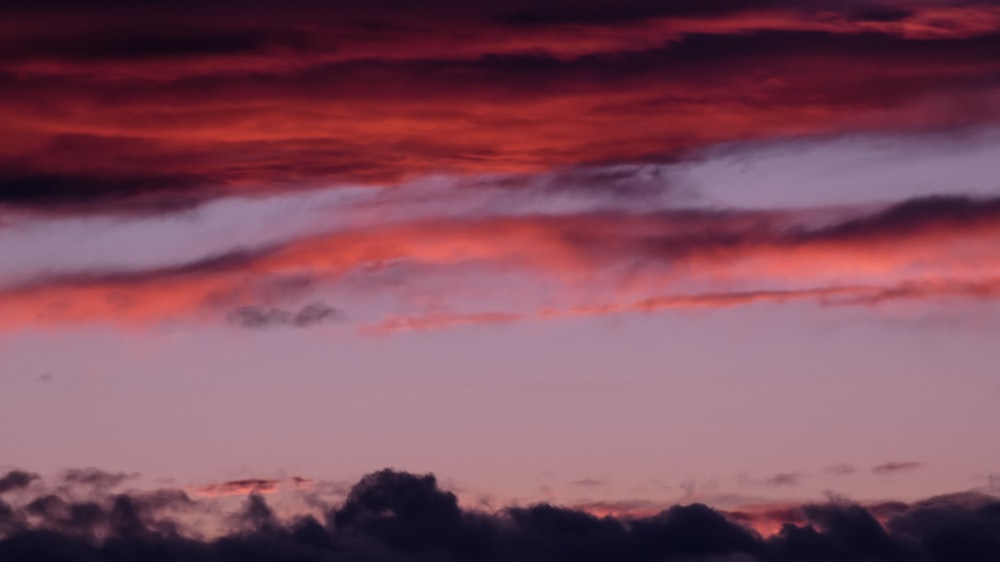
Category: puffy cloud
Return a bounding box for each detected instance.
[0,471,37,495]
[1,467,1000,561]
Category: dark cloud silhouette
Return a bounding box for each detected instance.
[61,468,135,490]
[0,172,206,214]
[873,461,925,475]
[0,471,37,495]
[1,467,1000,561]
[227,302,341,329]
[802,196,1000,244]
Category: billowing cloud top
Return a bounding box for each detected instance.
[1,467,999,562]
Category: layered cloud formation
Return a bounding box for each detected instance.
[1,467,999,562]
[1,1,999,331]
[1,192,999,331]
[3,1,1000,211]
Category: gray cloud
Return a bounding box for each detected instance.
[227,302,341,329]
[872,461,924,475]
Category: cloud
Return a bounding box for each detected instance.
[571,499,664,518]
[2,194,1000,330]
[568,477,609,489]
[0,171,206,215]
[872,461,924,475]
[2,467,1000,561]
[762,473,801,487]
[60,468,136,491]
[227,302,340,329]
[738,472,803,489]
[191,478,282,497]
[364,311,524,335]
[190,477,316,497]
[1,3,999,214]
[0,471,37,495]
[825,464,858,476]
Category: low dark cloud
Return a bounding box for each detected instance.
[0,471,37,495]
[227,302,341,329]
[61,468,136,490]
[1,467,1000,561]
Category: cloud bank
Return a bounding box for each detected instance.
[1,467,999,561]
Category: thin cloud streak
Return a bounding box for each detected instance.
[873,461,925,475]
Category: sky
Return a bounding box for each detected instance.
[2,1,1000,560]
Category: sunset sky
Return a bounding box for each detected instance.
[1,1,1000,560]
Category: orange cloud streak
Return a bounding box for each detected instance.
[189,478,283,498]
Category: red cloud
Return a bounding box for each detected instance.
[188,476,313,497]
[1,4,999,213]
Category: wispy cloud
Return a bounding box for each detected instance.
[3,195,1000,330]
[872,461,925,475]
[825,464,859,476]
[188,477,313,498]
